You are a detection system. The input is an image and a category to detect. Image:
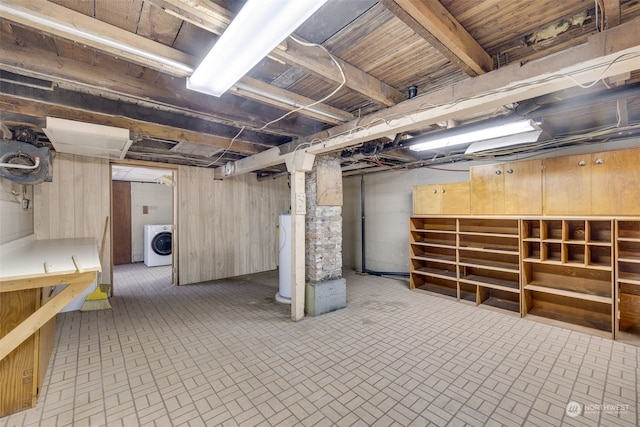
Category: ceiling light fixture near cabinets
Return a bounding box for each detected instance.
[187,0,328,97]
[409,119,540,152]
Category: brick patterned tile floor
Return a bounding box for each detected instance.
[1,263,638,426]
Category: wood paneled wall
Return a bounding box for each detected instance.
[33,154,111,283]
[0,179,34,245]
[177,166,289,285]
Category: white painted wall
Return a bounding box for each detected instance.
[342,139,640,273]
[130,181,172,262]
[0,179,33,244]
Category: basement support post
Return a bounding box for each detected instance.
[285,151,315,321]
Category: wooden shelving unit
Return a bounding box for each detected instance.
[409,214,640,340]
[409,217,458,299]
[409,216,521,314]
[458,218,520,313]
[616,219,640,339]
[521,218,615,338]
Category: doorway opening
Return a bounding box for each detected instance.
[111,164,177,293]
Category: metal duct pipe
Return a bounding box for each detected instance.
[519,82,640,118]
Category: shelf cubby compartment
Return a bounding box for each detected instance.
[587,220,612,244]
[410,217,456,232]
[459,282,477,303]
[410,273,457,298]
[522,262,613,301]
[564,220,586,242]
[617,220,640,240]
[458,218,519,236]
[541,220,563,241]
[410,229,456,247]
[411,258,457,281]
[540,242,562,263]
[410,243,456,263]
[523,289,613,334]
[618,240,640,261]
[522,241,541,261]
[618,283,640,335]
[459,265,520,293]
[617,260,640,285]
[521,219,541,240]
[586,245,612,268]
[458,249,519,273]
[616,219,640,338]
[563,243,585,265]
[458,233,519,253]
[478,287,521,314]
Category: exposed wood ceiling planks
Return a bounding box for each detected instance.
[0,0,638,174]
[381,0,493,76]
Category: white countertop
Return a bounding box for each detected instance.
[0,238,101,281]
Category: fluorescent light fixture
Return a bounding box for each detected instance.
[187,0,328,97]
[465,130,542,154]
[409,119,538,152]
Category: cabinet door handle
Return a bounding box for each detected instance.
[506,168,513,174]
[441,189,446,193]
[594,158,604,164]
[495,170,502,175]
[433,189,438,194]
[578,160,587,166]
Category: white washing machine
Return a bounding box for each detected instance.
[144,224,172,267]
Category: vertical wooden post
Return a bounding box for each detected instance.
[285,152,315,321]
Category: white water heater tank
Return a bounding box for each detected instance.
[277,212,292,303]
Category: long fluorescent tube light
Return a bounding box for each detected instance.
[465,130,543,154]
[409,119,538,152]
[187,0,328,97]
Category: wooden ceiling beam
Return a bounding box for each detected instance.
[0,94,263,156]
[221,18,640,176]
[0,42,318,138]
[149,0,230,35]
[0,0,350,125]
[149,0,405,106]
[381,0,493,76]
[603,0,621,28]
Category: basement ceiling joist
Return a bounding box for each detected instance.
[380,0,493,76]
[0,0,639,172]
[0,0,354,126]
[221,18,640,177]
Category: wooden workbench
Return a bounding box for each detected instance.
[0,238,100,416]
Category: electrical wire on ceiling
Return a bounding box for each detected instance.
[218,34,347,168]
[343,119,640,176]
[260,35,346,130]
[205,126,245,167]
[295,51,640,158]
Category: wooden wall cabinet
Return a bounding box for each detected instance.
[413,182,470,215]
[591,148,640,215]
[471,159,542,215]
[543,147,640,216]
[0,287,56,417]
[542,154,591,215]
